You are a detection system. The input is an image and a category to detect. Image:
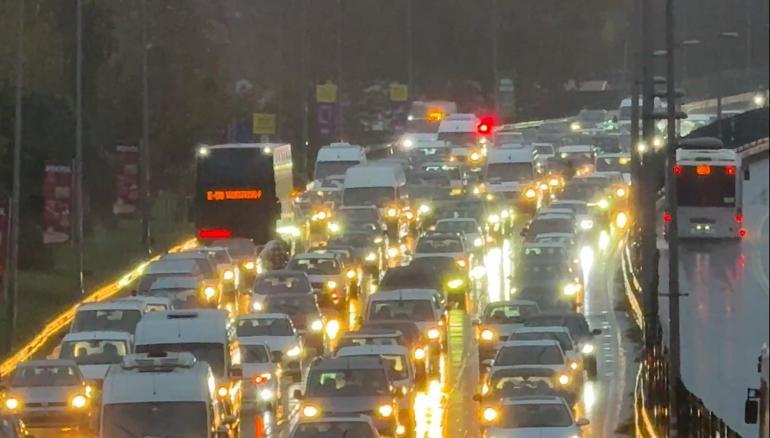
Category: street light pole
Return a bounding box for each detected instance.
[491,0,500,111]
[75,0,85,295]
[336,0,344,141]
[4,0,25,353]
[140,0,151,255]
[406,0,414,96]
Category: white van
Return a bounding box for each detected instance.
[133,309,241,414]
[71,300,150,335]
[437,113,479,147]
[342,164,406,209]
[100,352,233,437]
[486,147,538,186]
[58,330,133,384]
[314,142,367,181]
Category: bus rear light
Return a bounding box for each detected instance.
[198,228,232,239]
[739,228,747,238]
[672,165,682,175]
[735,214,744,223]
[725,165,736,176]
[663,212,672,223]
[696,165,711,175]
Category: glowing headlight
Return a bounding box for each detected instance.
[286,345,302,358]
[378,404,394,417]
[387,247,400,259]
[387,207,399,218]
[471,265,486,280]
[480,329,495,342]
[365,252,377,262]
[524,188,537,199]
[414,348,426,361]
[244,261,256,271]
[259,389,275,401]
[549,177,561,187]
[217,386,229,397]
[418,204,431,214]
[558,374,570,385]
[570,121,582,131]
[470,152,482,162]
[426,328,441,340]
[327,222,341,233]
[405,211,415,220]
[397,425,406,436]
[473,237,483,247]
[615,187,627,198]
[570,361,579,370]
[581,343,595,354]
[302,405,320,418]
[563,283,581,296]
[580,219,594,230]
[326,319,341,339]
[203,286,217,299]
[346,269,357,279]
[447,278,465,290]
[482,407,498,422]
[252,301,264,311]
[311,320,324,332]
[70,394,88,409]
[374,236,383,244]
[487,214,500,224]
[402,138,414,149]
[326,280,338,289]
[597,198,609,210]
[4,398,20,411]
[223,270,235,281]
[455,259,467,269]
[615,211,629,229]
[314,211,328,221]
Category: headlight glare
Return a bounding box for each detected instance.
[286,345,301,358]
[480,329,495,341]
[581,343,595,354]
[378,404,394,417]
[427,328,441,340]
[482,407,498,422]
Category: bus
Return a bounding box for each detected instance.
[195,143,293,243]
[674,137,746,239]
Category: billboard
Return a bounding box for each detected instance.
[113,145,139,216]
[42,163,72,244]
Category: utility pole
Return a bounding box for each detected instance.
[299,0,309,183]
[336,0,344,141]
[406,0,414,96]
[74,0,85,295]
[629,0,642,229]
[4,0,25,353]
[664,0,682,434]
[491,0,500,111]
[140,0,152,255]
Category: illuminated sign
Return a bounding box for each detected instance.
[206,190,263,201]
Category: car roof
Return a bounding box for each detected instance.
[311,356,389,371]
[145,259,200,274]
[292,252,339,260]
[237,313,292,321]
[148,276,200,290]
[534,213,574,221]
[500,395,567,405]
[17,359,79,368]
[103,354,212,404]
[76,300,146,312]
[510,326,570,335]
[336,345,409,356]
[485,300,539,308]
[62,331,133,342]
[501,339,561,348]
[368,289,439,301]
[559,144,593,152]
[523,242,568,249]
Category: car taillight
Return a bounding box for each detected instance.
[198,228,232,239]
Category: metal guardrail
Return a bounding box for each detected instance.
[0,237,197,378]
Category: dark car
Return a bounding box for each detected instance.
[525,311,602,378]
[379,266,443,292]
[262,293,326,356]
[253,271,314,297]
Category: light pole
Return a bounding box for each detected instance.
[406,0,414,95]
[4,0,25,353]
[492,0,500,111]
[336,0,344,141]
[140,0,151,255]
[75,0,85,295]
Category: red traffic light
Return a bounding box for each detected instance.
[476,116,495,136]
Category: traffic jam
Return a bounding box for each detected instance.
[0,103,634,437]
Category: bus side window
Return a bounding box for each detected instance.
[744,168,751,181]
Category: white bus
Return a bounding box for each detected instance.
[674,138,746,239]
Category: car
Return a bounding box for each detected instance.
[474,366,577,407]
[485,340,577,397]
[521,214,576,242]
[193,246,241,295]
[237,340,283,412]
[476,300,541,364]
[261,293,329,356]
[329,231,385,277]
[335,345,417,430]
[70,300,149,335]
[557,145,595,176]
[413,233,468,262]
[142,275,212,309]
[2,360,92,431]
[480,395,589,437]
[205,237,259,280]
[549,200,595,235]
[511,243,582,310]
[289,415,381,437]
[378,265,443,293]
[57,330,133,386]
[288,253,349,311]
[525,311,602,379]
[252,271,314,303]
[434,218,485,254]
[136,258,217,299]
[235,313,304,380]
[295,356,403,437]
[507,326,583,385]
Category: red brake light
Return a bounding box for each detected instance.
[672,165,682,175]
[696,165,711,175]
[735,214,743,223]
[254,373,271,385]
[476,116,495,136]
[739,228,747,238]
[197,228,232,239]
[663,212,672,223]
[725,166,736,176]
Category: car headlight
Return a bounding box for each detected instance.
[217,386,229,398]
[374,236,384,244]
[615,211,629,229]
[615,187,627,198]
[470,152,482,162]
[326,319,341,339]
[418,204,431,214]
[471,265,486,280]
[326,280,338,289]
[414,348,426,361]
[223,270,235,281]
[548,176,561,187]
[580,219,594,230]
[302,405,320,418]
[524,188,537,199]
[4,397,20,411]
[387,247,400,259]
[70,394,88,409]
[203,286,217,300]
[387,207,399,218]
[286,345,302,358]
[426,328,441,340]
[402,138,414,149]
[259,389,275,401]
[447,278,465,290]
[563,283,581,296]
[539,182,549,191]
[346,269,357,280]
[252,301,264,311]
[455,259,467,269]
[558,374,570,385]
[378,404,394,417]
[570,121,581,131]
[581,343,595,354]
[473,237,483,247]
[365,252,377,262]
[244,261,256,271]
[487,214,500,224]
[597,198,610,210]
[312,210,328,221]
[480,329,495,342]
[254,373,272,385]
[327,222,341,233]
[482,407,498,422]
[311,320,324,332]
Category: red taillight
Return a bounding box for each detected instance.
[673,165,682,175]
[197,228,232,239]
[696,165,711,176]
[663,212,672,223]
[735,214,743,223]
[725,165,736,176]
[254,373,271,385]
[476,116,495,136]
[739,228,747,238]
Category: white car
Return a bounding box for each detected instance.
[57,331,132,384]
[434,218,485,252]
[289,415,381,437]
[476,301,541,364]
[549,200,594,233]
[485,340,575,394]
[235,313,304,380]
[238,341,282,411]
[482,396,589,437]
[507,327,582,377]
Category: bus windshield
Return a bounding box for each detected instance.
[677,165,736,207]
[316,161,360,180]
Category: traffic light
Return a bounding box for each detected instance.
[476,116,495,136]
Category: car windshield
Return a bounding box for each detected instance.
[499,403,573,428]
[11,365,80,387]
[484,304,539,324]
[137,273,194,293]
[529,218,573,235]
[491,374,556,396]
[60,339,129,365]
[101,402,207,438]
[343,187,395,208]
[144,287,203,309]
[330,233,375,248]
[369,300,435,322]
[534,145,555,155]
[551,202,588,215]
[496,345,564,365]
[254,274,311,294]
[421,164,462,180]
[596,156,630,172]
[416,238,462,253]
[342,353,409,381]
[527,316,590,339]
[306,369,389,397]
[435,220,478,234]
[509,332,573,352]
[288,258,339,275]
[437,131,477,146]
[522,246,567,262]
[494,132,524,146]
[264,295,318,315]
[316,161,360,180]
[339,336,400,348]
[292,421,377,438]
[240,344,271,364]
[486,163,533,182]
[71,309,143,334]
[237,317,294,337]
[135,343,225,377]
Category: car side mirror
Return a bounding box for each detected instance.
[745,398,759,424]
[482,359,494,369]
[472,393,482,402]
[592,328,602,336]
[576,418,590,427]
[293,389,304,400]
[228,367,242,379]
[744,168,751,181]
[271,351,283,363]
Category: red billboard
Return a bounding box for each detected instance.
[113,145,139,216]
[43,163,72,244]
